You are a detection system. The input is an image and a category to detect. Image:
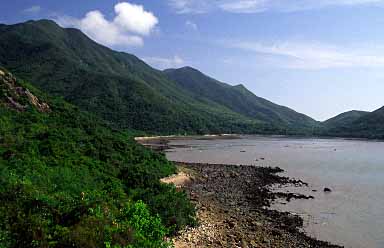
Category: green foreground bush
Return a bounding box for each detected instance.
[0,73,196,247]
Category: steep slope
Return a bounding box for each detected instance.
[0,19,314,135]
[164,67,317,132]
[0,20,273,134]
[322,110,369,129]
[338,107,384,138]
[0,68,195,247]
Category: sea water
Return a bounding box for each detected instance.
[165,136,384,248]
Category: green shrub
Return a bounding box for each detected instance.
[0,73,195,247]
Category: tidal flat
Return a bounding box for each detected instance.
[141,135,384,248]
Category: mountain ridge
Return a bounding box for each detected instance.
[0,19,317,135]
[323,110,369,127]
[319,108,384,138]
[164,66,317,131]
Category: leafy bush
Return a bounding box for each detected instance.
[111,201,170,248]
[0,73,195,247]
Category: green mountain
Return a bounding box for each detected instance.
[0,68,195,247]
[323,107,384,139]
[0,19,316,135]
[164,66,317,132]
[323,110,369,129]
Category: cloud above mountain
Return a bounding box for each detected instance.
[56,2,158,46]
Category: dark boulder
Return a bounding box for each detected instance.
[323,187,332,193]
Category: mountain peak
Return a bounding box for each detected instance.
[27,19,57,24]
[0,19,317,134]
[233,84,247,89]
[164,65,317,129]
[23,19,60,28]
[164,66,200,74]
[323,110,369,129]
[178,66,196,70]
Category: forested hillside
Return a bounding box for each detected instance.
[319,108,384,139]
[4,19,383,140]
[0,68,195,247]
[322,110,369,129]
[0,20,316,135]
[164,67,317,133]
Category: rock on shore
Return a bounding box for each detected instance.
[170,162,342,248]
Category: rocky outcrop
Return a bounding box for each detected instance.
[25,89,51,112]
[172,162,341,248]
[0,69,50,113]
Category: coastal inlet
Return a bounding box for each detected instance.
[139,136,342,247]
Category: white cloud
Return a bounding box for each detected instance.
[219,0,269,13]
[143,55,185,69]
[114,2,158,36]
[169,0,384,14]
[226,41,384,69]
[23,5,41,14]
[55,2,158,47]
[185,20,198,30]
[168,0,211,13]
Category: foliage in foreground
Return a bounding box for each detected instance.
[0,71,195,247]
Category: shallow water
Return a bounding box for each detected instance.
[165,136,384,248]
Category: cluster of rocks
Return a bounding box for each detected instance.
[0,69,50,113]
[172,162,342,248]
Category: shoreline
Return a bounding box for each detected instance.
[168,162,341,247]
[136,134,384,146]
[139,137,344,247]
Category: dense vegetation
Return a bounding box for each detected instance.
[322,110,369,129]
[1,19,384,141]
[1,17,384,248]
[0,19,317,135]
[164,67,317,134]
[318,108,384,139]
[0,69,195,247]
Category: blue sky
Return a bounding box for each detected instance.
[3,0,384,120]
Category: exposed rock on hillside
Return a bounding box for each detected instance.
[0,69,50,112]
